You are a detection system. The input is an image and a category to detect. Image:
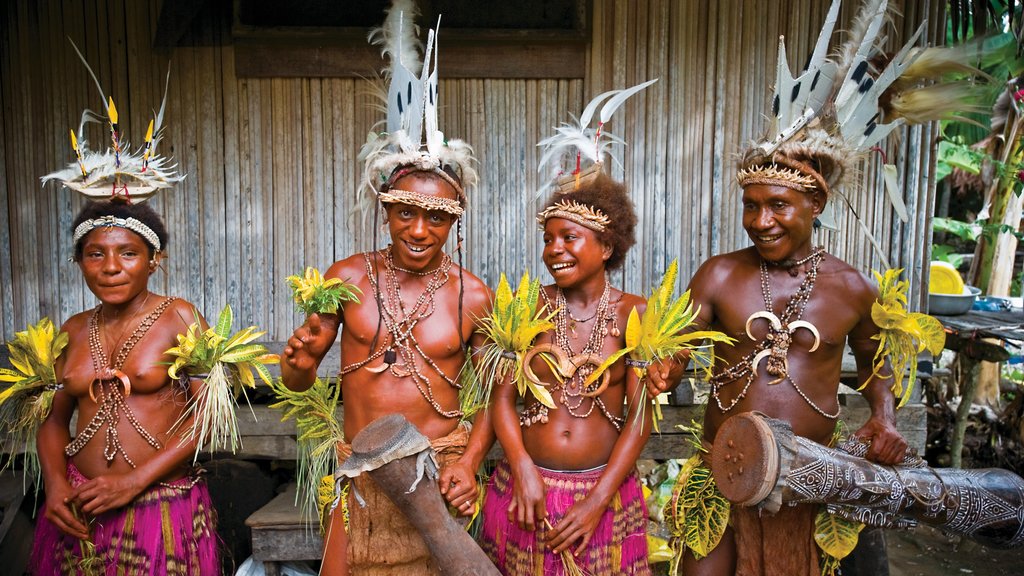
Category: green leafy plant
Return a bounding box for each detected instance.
[474,271,557,408]
[268,377,343,530]
[585,260,735,428]
[286,267,362,316]
[0,318,67,490]
[164,305,278,460]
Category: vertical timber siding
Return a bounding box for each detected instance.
[1,0,941,340]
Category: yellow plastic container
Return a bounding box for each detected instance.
[929,261,965,295]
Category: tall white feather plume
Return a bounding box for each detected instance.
[360,1,477,212]
[536,79,657,196]
[43,41,184,200]
[760,0,841,155]
[369,0,422,137]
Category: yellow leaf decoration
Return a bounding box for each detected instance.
[286,267,362,316]
[867,269,947,408]
[664,454,730,563]
[0,317,68,493]
[584,260,736,428]
[164,305,279,461]
[814,508,864,574]
[474,271,557,408]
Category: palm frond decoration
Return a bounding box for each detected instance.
[286,267,362,316]
[585,260,735,428]
[0,318,68,491]
[164,305,278,460]
[268,377,344,531]
[457,351,487,419]
[865,269,946,408]
[474,272,557,409]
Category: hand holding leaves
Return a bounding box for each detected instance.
[286,267,361,316]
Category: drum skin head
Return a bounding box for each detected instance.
[711,413,779,507]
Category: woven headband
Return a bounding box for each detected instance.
[537,199,609,232]
[379,188,464,217]
[72,215,162,251]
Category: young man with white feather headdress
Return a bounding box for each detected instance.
[279,2,494,574]
[648,1,991,574]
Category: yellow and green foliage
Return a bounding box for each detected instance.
[665,453,731,572]
[164,305,278,459]
[286,267,362,316]
[475,271,557,408]
[0,318,67,488]
[269,377,344,531]
[586,260,735,427]
[814,508,864,576]
[867,269,946,408]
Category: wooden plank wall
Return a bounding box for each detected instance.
[0,0,941,341]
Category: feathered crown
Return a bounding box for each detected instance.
[741,0,989,226]
[536,79,657,197]
[359,0,477,216]
[535,79,657,230]
[41,41,183,202]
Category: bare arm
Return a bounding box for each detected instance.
[37,388,89,539]
[849,285,907,465]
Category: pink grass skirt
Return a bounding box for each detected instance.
[479,459,651,575]
[31,462,219,575]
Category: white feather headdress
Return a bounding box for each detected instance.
[41,41,184,201]
[742,0,988,227]
[360,0,477,209]
[535,79,658,197]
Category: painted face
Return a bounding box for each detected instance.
[77,226,155,306]
[542,218,612,288]
[384,174,458,272]
[742,183,823,262]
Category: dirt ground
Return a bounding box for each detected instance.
[888,525,1024,576]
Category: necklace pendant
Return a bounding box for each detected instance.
[569,322,577,339]
[610,323,620,337]
[384,349,397,365]
[113,369,132,397]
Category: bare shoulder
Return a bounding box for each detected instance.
[617,290,646,314]
[60,309,93,335]
[166,297,203,332]
[454,266,492,312]
[822,255,878,308]
[325,253,370,283]
[690,248,754,290]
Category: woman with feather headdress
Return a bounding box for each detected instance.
[477,80,674,576]
[28,45,220,575]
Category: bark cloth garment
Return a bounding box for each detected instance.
[31,462,219,576]
[479,458,650,576]
[688,441,820,576]
[337,422,470,575]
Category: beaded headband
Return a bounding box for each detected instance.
[537,199,610,232]
[72,215,162,252]
[379,188,464,217]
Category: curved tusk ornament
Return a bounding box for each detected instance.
[745,311,783,341]
[788,320,821,352]
[750,349,772,376]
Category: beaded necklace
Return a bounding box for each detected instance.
[341,248,463,419]
[709,248,840,419]
[521,280,625,431]
[65,297,175,467]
